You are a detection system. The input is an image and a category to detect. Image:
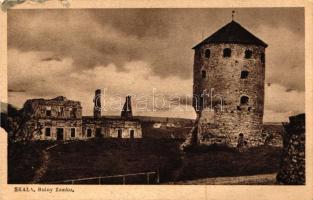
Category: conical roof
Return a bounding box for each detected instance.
[193,20,268,49]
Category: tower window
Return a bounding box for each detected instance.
[240,96,249,105]
[244,50,252,59]
[223,48,231,58]
[240,71,249,79]
[261,53,265,63]
[204,49,211,58]
[201,70,206,79]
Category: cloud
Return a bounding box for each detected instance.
[256,25,304,91]
[7,8,305,122]
[8,49,194,117]
[264,83,304,122]
[41,56,62,62]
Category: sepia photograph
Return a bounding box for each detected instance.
[0,4,308,189]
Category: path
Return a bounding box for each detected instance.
[30,143,60,184]
[169,173,277,185]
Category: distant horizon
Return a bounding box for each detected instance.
[1,100,294,123]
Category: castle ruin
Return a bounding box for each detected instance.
[22,90,142,141]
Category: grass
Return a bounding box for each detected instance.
[175,144,282,182]
[41,138,182,183]
[8,141,55,184]
[8,138,282,184]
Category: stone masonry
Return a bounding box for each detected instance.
[276,114,305,184]
[183,20,268,148]
[23,92,142,141]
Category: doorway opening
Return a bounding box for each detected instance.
[56,128,64,140]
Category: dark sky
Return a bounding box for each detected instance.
[7,8,304,121]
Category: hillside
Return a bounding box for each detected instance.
[8,139,282,184]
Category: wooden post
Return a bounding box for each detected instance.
[122,176,126,184]
[157,169,160,183]
[147,173,150,184]
[98,177,101,185]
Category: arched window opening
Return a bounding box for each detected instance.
[240,96,249,105]
[201,70,206,79]
[223,48,231,58]
[261,53,265,63]
[204,49,211,58]
[244,50,252,59]
[240,71,249,79]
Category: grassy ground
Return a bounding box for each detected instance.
[173,144,282,182]
[8,138,282,184]
[41,138,182,183]
[8,141,55,184]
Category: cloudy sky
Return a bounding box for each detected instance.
[7,8,304,122]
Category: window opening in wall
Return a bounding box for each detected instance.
[46,106,51,117]
[204,49,211,58]
[71,128,76,138]
[45,128,51,137]
[223,48,231,57]
[117,129,122,138]
[240,96,249,105]
[240,71,249,79]
[244,49,252,59]
[87,129,92,137]
[130,130,135,139]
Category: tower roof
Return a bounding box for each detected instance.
[193,20,268,49]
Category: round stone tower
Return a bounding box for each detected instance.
[192,20,268,147]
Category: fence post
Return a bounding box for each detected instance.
[147,173,150,184]
[98,177,101,185]
[157,169,160,184]
[122,176,126,184]
[71,180,74,185]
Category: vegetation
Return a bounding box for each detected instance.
[8,141,54,183]
[1,102,42,143]
[8,138,282,184]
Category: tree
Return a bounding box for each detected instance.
[1,102,43,143]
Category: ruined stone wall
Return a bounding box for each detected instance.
[23,97,82,119]
[193,43,265,147]
[277,114,305,184]
[82,118,142,139]
[32,119,83,140]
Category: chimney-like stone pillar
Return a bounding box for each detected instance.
[93,89,101,118]
[121,96,133,119]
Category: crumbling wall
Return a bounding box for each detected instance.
[276,114,305,184]
[23,96,82,119]
[82,117,142,139]
[33,119,83,140]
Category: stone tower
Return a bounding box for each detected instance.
[192,20,268,147]
[93,89,101,118]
